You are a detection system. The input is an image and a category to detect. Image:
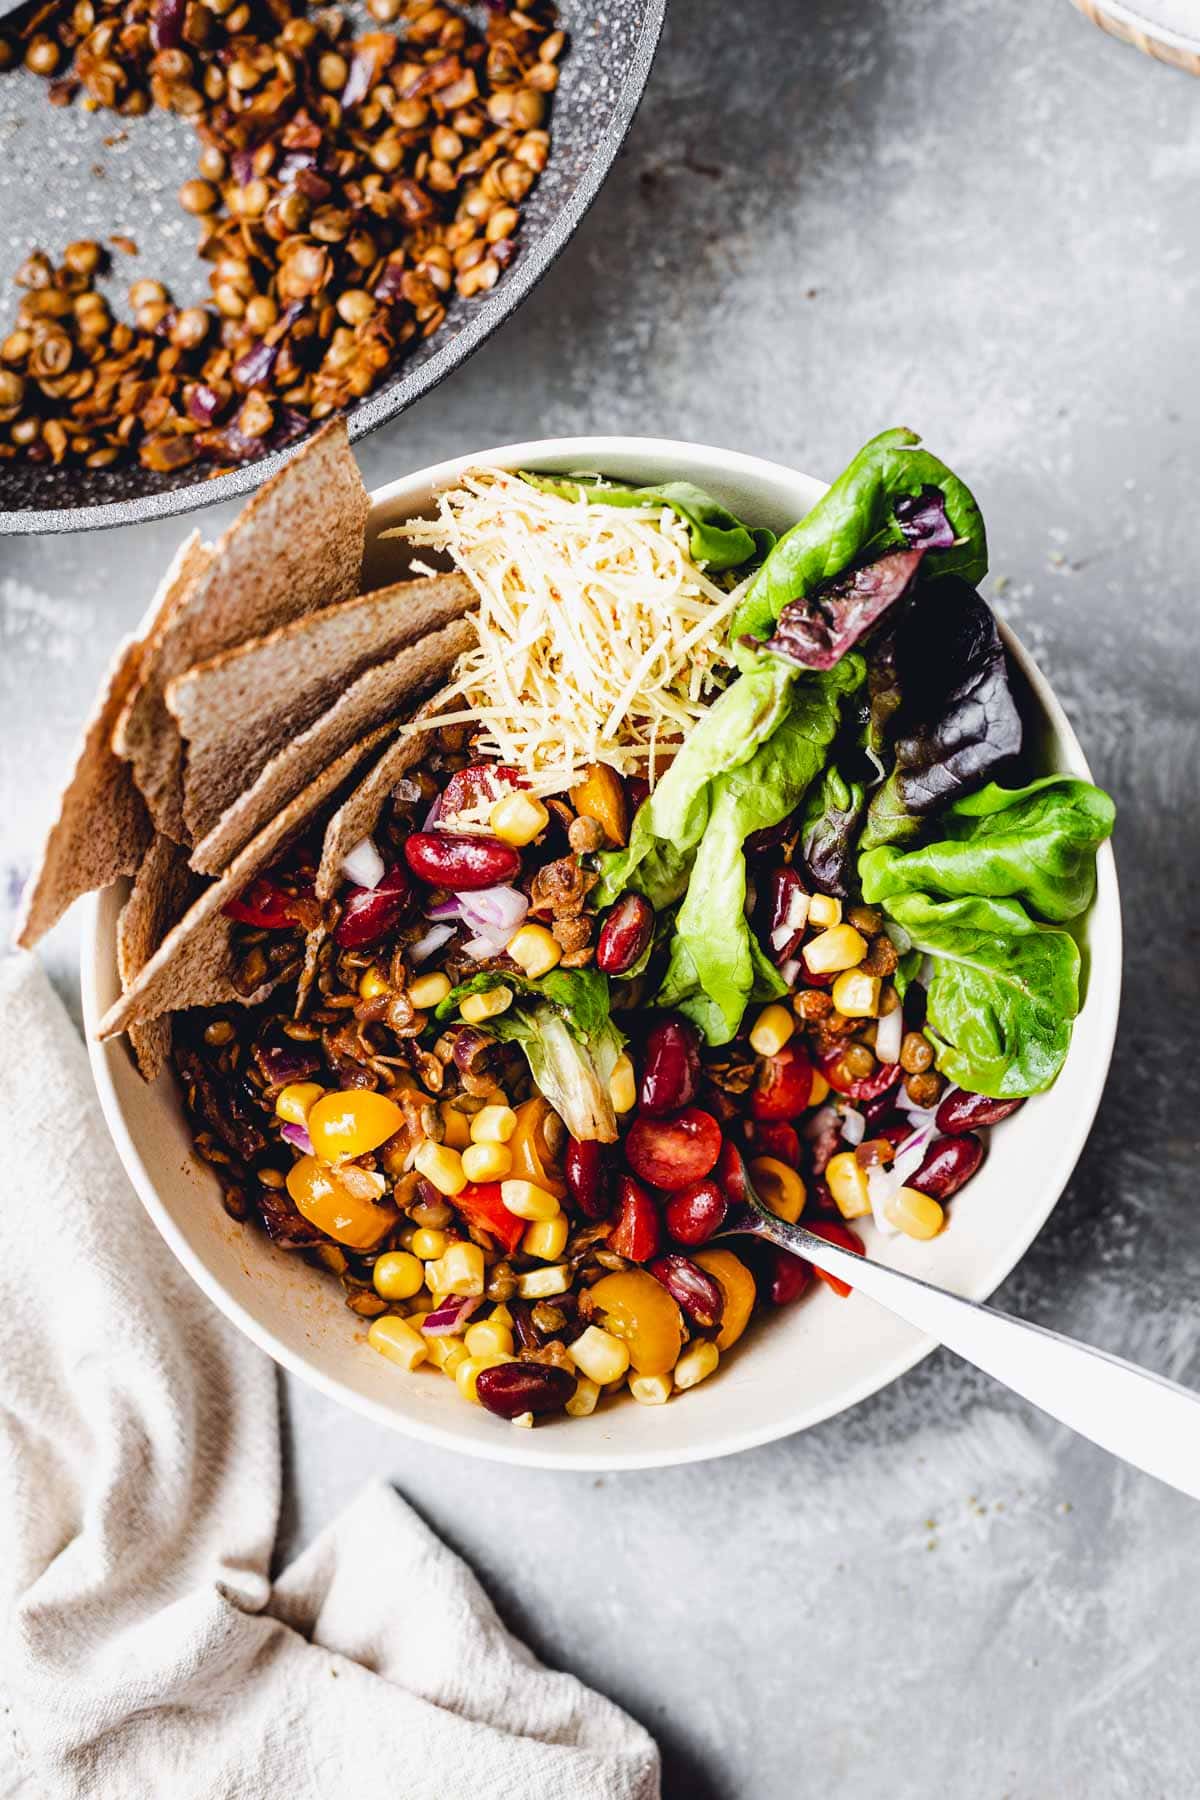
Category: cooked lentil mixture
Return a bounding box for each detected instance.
[178,729,1024,1426]
[0,0,561,473]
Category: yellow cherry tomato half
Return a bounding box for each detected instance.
[286,1155,397,1250]
[306,1089,405,1162]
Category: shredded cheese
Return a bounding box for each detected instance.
[390,468,746,795]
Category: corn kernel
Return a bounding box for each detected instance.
[825,1150,872,1220]
[884,1186,945,1240]
[372,1250,424,1301]
[749,1003,795,1057]
[275,1081,325,1126]
[440,1240,485,1296]
[673,1338,719,1391]
[566,1375,600,1417]
[609,1051,636,1113]
[413,1140,467,1197]
[442,1342,469,1377]
[470,1103,518,1145]
[461,985,513,1024]
[629,1371,673,1406]
[803,923,868,975]
[367,1314,427,1371]
[489,1302,514,1328]
[489,791,550,846]
[521,1216,567,1262]
[405,1309,430,1331]
[439,1101,472,1149]
[809,1068,831,1105]
[749,1155,806,1223]
[408,970,451,1010]
[832,968,881,1018]
[358,965,390,1000]
[570,1324,630,1385]
[315,1243,348,1274]
[455,1351,513,1404]
[510,1411,535,1428]
[465,1319,515,1359]
[809,894,843,927]
[427,1331,468,1370]
[515,1263,571,1299]
[506,922,562,979]
[462,1141,513,1183]
[500,1178,561,1221]
[411,1226,449,1260]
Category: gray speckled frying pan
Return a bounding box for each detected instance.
[0,0,664,534]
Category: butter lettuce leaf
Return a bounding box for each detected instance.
[519,472,773,573]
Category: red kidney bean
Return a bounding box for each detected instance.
[750,1045,814,1120]
[816,1049,903,1105]
[807,1176,839,1218]
[430,762,524,824]
[596,892,654,975]
[639,1016,701,1116]
[565,1137,610,1220]
[765,1245,811,1306]
[664,1177,727,1246]
[607,1175,662,1262]
[475,1360,576,1420]
[862,1089,901,1130]
[625,1108,722,1191]
[333,866,412,947]
[765,865,809,964]
[403,831,521,891]
[911,1132,985,1201]
[935,1090,1026,1135]
[649,1254,725,1329]
[751,1120,801,1165]
[802,1218,865,1297]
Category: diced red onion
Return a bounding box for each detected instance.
[867,1165,901,1236]
[408,922,455,965]
[875,1004,903,1065]
[802,1104,840,1142]
[341,835,385,890]
[231,147,256,187]
[280,1121,314,1156]
[464,931,510,961]
[420,1294,482,1336]
[840,1106,866,1146]
[426,896,465,923]
[186,384,223,425]
[231,339,278,390]
[459,884,527,936]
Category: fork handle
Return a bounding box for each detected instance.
[753,1215,1200,1501]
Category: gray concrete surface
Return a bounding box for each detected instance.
[3,2,1199,1794]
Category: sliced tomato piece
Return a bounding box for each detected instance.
[750,1120,801,1165]
[750,1045,815,1120]
[223,875,311,930]
[606,1175,663,1262]
[454,1181,525,1255]
[625,1108,723,1192]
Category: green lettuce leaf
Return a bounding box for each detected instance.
[519,472,773,572]
[860,776,1115,923]
[728,428,988,667]
[880,891,1081,1097]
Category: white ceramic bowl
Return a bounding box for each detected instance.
[82,437,1122,1471]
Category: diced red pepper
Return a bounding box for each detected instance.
[223,875,310,930]
[454,1181,525,1255]
[816,1049,904,1104]
[802,1218,866,1297]
[750,1045,815,1120]
[606,1175,663,1262]
[750,1120,801,1165]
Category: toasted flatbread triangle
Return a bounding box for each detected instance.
[188,615,475,876]
[168,571,474,845]
[117,833,203,1080]
[113,422,369,844]
[98,722,391,1040]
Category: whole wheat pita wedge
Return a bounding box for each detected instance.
[188,614,475,876]
[113,422,368,844]
[117,833,203,1080]
[294,700,441,1014]
[97,721,391,1042]
[167,570,473,846]
[14,531,210,950]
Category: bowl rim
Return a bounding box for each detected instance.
[81,433,1123,1471]
[0,3,667,538]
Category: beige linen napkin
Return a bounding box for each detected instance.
[0,953,660,1800]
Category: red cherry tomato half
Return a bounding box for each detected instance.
[750,1120,801,1165]
[624,1108,723,1192]
[717,1139,749,1204]
[750,1045,815,1121]
[802,1218,866,1297]
[223,875,310,930]
[606,1175,662,1262]
[431,762,525,824]
[816,1050,904,1104]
